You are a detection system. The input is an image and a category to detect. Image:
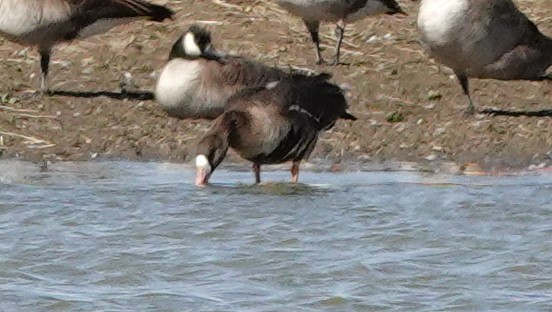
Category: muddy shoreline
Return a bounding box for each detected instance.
[1,0,551,174]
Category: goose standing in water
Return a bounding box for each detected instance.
[276,0,406,64]
[155,25,292,119]
[418,0,552,114]
[0,0,174,93]
[194,74,356,186]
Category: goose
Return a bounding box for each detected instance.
[0,0,173,93]
[155,25,292,119]
[276,0,406,64]
[417,0,552,114]
[194,73,357,186]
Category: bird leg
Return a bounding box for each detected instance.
[456,72,475,115]
[38,47,52,94]
[331,19,346,65]
[304,20,324,64]
[252,163,261,184]
[291,161,300,183]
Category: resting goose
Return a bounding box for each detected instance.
[0,0,173,92]
[276,0,406,64]
[418,0,552,114]
[194,74,356,186]
[155,25,291,119]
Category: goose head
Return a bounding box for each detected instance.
[195,134,229,186]
[169,25,220,61]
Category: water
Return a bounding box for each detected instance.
[1,160,551,311]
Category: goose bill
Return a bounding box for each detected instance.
[202,45,221,61]
[195,169,210,186]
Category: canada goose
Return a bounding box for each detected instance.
[418,0,552,114]
[155,25,291,119]
[194,74,356,186]
[0,0,173,93]
[276,0,406,64]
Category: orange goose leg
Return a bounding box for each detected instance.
[291,161,300,183]
[253,163,261,184]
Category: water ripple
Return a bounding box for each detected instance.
[1,161,551,311]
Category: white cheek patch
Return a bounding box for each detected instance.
[265,81,279,90]
[183,32,202,57]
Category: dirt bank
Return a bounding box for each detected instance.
[0,0,551,173]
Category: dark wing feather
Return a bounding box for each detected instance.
[283,73,355,130]
[345,0,368,15]
[216,56,287,88]
[72,0,173,29]
[227,72,355,130]
[223,73,355,164]
[252,118,319,164]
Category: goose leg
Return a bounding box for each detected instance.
[304,20,324,64]
[253,163,261,184]
[456,72,475,115]
[331,19,346,65]
[291,161,300,183]
[39,47,52,93]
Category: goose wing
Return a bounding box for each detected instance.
[215,56,287,88]
[224,83,319,164]
[468,0,551,78]
[283,73,356,130]
[71,0,173,20]
[344,0,369,15]
[224,75,355,163]
[68,0,172,38]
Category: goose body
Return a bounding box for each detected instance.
[155,25,292,119]
[0,0,173,92]
[417,0,552,113]
[277,0,400,23]
[276,0,405,64]
[194,74,356,186]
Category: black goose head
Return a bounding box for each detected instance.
[169,25,220,61]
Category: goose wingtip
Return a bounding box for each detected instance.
[149,5,174,22]
[342,112,358,121]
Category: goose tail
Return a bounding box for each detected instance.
[545,35,552,68]
[124,0,174,21]
[142,2,174,21]
[341,111,357,121]
[288,73,355,129]
[107,0,174,21]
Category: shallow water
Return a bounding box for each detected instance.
[1,160,551,311]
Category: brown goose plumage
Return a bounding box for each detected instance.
[0,0,173,92]
[194,73,356,186]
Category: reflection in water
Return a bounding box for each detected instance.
[208,181,336,197]
[0,161,551,311]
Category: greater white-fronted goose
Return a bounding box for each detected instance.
[0,0,173,92]
[155,25,291,119]
[194,73,357,186]
[418,0,552,114]
[276,0,406,64]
